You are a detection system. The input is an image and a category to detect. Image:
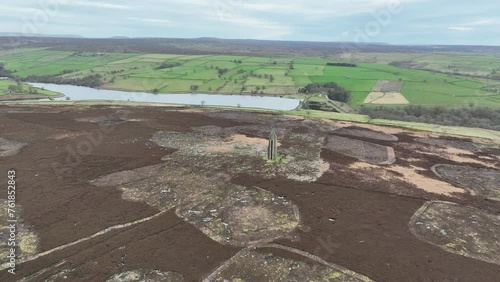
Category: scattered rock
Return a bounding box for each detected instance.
[410,201,500,266]
[107,270,184,282]
[0,138,27,158]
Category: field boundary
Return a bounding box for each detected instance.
[283,109,500,141]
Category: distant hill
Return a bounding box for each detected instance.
[108,36,130,39]
[0,32,83,38]
[0,36,498,57]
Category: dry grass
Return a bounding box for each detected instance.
[92,164,301,247]
[177,185,300,246]
[410,201,500,266]
[371,80,404,92]
[405,143,498,168]
[206,247,374,281]
[364,92,409,104]
[349,163,464,196]
[432,164,500,201]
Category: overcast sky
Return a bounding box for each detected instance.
[1,0,499,45]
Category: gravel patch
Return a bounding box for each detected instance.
[107,270,184,282]
[0,138,28,158]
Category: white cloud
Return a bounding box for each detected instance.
[221,0,423,18]
[211,14,292,39]
[446,18,500,32]
[463,19,500,26]
[70,1,132,10]
[0,5,37,16]
[448,26,474,31]
[1,0,499,44]
[128,17,172,24]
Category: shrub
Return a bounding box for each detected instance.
[299,82,351,103]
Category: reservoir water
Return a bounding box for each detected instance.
[28,83,302,111]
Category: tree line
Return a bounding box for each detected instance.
[155,61,182,70]
[0,63,13,78]
[360,105,500,130]
[25,73,105,88]
[326,63,357,67]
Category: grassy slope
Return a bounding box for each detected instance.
[0,80,60,96]
[337,51,500,77]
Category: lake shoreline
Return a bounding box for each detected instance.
[97,85,296,98]
[25,82,303,111]
[0,92,65,101]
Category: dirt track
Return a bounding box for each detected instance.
[0,105,499,281]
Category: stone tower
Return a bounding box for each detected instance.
[268,129,278,161]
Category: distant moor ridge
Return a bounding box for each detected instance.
[1,37,500,57]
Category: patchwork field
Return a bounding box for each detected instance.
[1,49,500,108]
[363,92,410,105]
[337,51,500,79]
[0,105,499,281]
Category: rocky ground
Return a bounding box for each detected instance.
[0,104,499,281]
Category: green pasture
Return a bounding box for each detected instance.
[1,48,500,108]
[336,51,500,79]
[0,80,59,96]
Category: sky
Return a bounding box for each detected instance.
[1,0,500,45]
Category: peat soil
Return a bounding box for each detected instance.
[0,105,498,281]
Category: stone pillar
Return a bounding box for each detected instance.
[268,130,278,161]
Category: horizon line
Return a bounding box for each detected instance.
[1,33,500,48]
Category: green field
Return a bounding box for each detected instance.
[1,48,500,108]
[0,80,59,97]
[336,51,500,78]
